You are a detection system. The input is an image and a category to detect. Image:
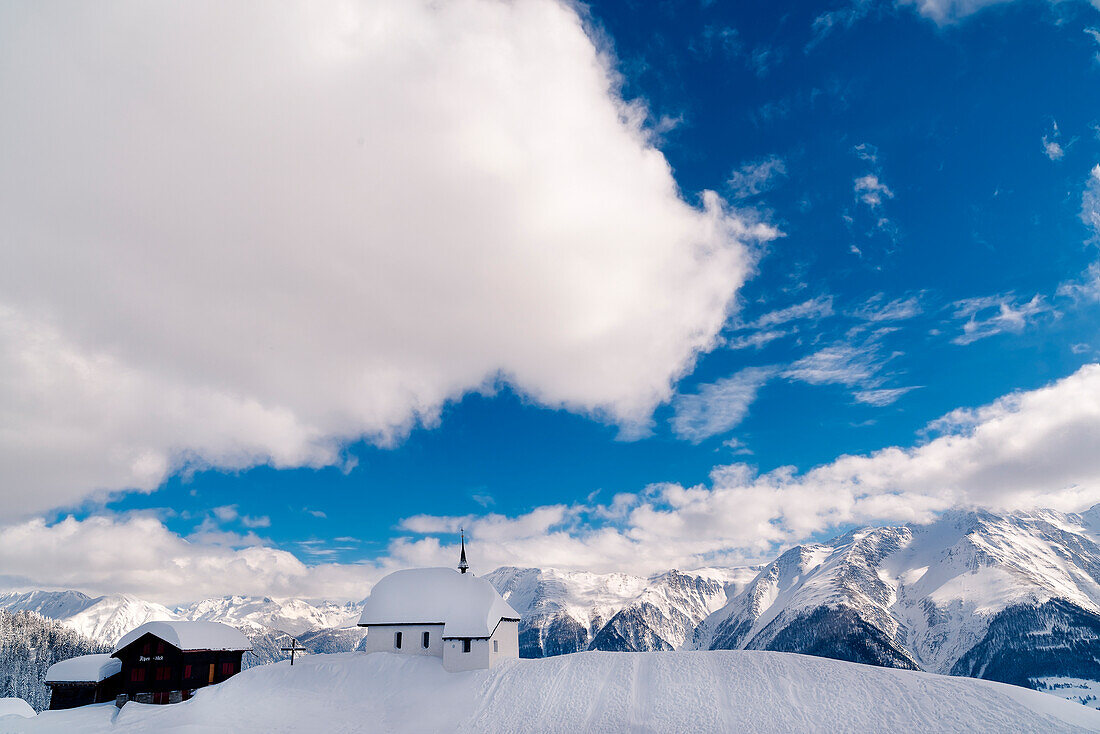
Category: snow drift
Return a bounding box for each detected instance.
[5,650,1099,733]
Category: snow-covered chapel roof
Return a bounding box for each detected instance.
[358,567,519,638]
[45,654,121,683]
[113,621,252,654]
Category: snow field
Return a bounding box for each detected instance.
[4,649,1100,733]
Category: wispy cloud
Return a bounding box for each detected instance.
[671,367,776,443]
[1057,165,1100,303]
[725,329,788,350]
[691,24,741,59]
[854,174,895,208]
[854,386,921,406]
[749,295,835,329]
[1087,28,1100,64]
[1082,164,1100,238]
[850,293,923,322]
[807,0,874,51]
[951,294,1051,345]
[749,45,786,77]
[727,155,788,199]
[211,504,271,529]
[1042,119,1065,161]
[724,296,833,351]
[1057,262,1100,304]
[900,0,1022,25]
[783,344,880,387]
[782,326,916,405]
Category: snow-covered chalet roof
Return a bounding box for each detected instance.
[113,621,252,654]
[45,653,122,683]
[358,567,520,638]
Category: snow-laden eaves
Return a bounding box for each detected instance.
[44,653,121,683]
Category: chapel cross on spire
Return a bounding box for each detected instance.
[458,528,469,574]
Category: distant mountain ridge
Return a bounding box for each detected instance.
[3,506,1100,709]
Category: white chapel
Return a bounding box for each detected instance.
[357,535,520,672]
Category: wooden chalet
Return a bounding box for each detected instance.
[111,621,252,705]
[44,654,122,709]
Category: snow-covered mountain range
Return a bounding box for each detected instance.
[0,591,174,649]
[3,506,1100,708]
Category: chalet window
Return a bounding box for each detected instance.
[462,639,471,653]
[183,665,192,679]
[493,640,498,653]
[221,662,234,675]
[142,642,151,655]
[157,642,165,654]
[394,631,402,649]
[422,631,430,649]
[131,668,145,682]
[155,666,170,681]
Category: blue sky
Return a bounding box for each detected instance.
[1,0,1099,602]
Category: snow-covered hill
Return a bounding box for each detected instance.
[6,651,1099,733]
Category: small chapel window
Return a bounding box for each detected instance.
[422,631,430,648]
[394,631,403,649]
[493,640,498,653]
[462,639,471,653]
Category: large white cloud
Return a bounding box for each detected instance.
[0,514,379,604]
[0,0,771,518]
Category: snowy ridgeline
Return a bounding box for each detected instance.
[4,651,1100,734]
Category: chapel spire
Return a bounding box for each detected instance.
[458,529,469,574]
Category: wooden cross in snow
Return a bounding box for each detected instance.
[281,638,306,666]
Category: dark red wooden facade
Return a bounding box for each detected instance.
[112,632,245,705]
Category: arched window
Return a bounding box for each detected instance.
[394,631,402,649]
[422,631,430,649]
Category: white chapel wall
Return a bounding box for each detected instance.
[442,637,490,672]
[488,620,519,668]
[363,624,444,658]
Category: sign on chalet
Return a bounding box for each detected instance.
[44,654,122,710]
[111,621,252,705]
